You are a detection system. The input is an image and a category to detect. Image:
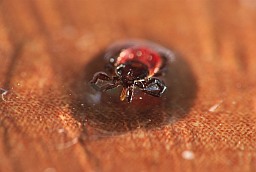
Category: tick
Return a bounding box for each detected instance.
[90,40,174,103]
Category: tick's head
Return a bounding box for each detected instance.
[116,61,149,86]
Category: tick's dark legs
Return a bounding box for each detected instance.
[90,72,111,83]
[136,78,166,97]
[119,86,134,103]
[90,72,119,91]
[90,73,166,102]
[126,86,134,103]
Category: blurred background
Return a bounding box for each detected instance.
[0,0,256,172]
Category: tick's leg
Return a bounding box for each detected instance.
[100,82,119,92]
[141,78,166,97]
[119,86,133,102]
[90,72,113,91]
[90,72,111,83]
[126,86,134,103]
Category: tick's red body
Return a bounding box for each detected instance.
[90,40,174,103]
[115,47,163,77]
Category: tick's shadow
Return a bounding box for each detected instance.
[70,48,197,135]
